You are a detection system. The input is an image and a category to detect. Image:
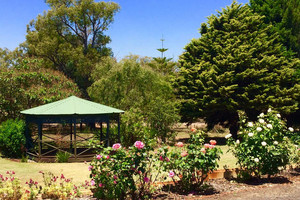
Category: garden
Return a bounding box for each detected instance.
[0,0,300,199]
[0,109,299,199]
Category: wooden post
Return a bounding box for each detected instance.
[70,123,73,153]
[117,115,121,143]
[74,121,77,160]
[24,118,31,150]
[100,122,103,142]
[38,123,42,161]
[106,119,110,147]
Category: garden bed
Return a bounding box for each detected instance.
[153,167,300,199]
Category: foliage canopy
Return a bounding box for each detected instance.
[25,0,120,93]
[175,2,300,137]
[88,56,180,143]
[0,58,80,122]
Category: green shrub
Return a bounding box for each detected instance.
[226,109,294,178]
[0,119,26,158]
[55,151,71,163]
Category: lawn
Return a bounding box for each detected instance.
[0,158,90,185]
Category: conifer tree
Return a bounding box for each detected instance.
[250,0,300,58]
[175,2,300,138]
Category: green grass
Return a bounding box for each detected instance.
[0,158,90,185]
[217,145,238,169]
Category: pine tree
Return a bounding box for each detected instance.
[250,0,300,58]
[175,2,300,138]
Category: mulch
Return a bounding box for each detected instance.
[152,167,300,199]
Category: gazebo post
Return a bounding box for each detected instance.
[100,122,103,142]
[70,123,73,153]
[117,115,121,143]
[106,119,110,147]
[38,122,42,161]
[24,117,32,151]
[74,121,77,160]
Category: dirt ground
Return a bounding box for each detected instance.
[156,168,300,200]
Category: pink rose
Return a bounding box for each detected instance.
[144,177,150,183]
[88,165,93,171]
[181,151,188,157]
[96,154,102,160]
[99,183,103,187]
[176,142,184,147]
[106,155,110,159]
[159,156,164,161]
[165,157,170,162]
[90,180,95,186]
[200,148,206,154]
[209,140,217,145]
[113,181,117,184]
[169,171,175,178]
[209,145,215,149]
[113,175,118,180]
[112,143,122,150]
[134,141,145,149]
[204,143,210,148]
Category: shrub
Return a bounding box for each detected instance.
[55,151,71,163]
[0,119,26,158]
[158,131,222,193]
[89,140,161,199]
[226,109,294,178]
[120,108,153,146]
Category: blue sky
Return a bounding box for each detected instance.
[0,0,249,60]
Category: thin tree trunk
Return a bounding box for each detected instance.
[229,112,239,139]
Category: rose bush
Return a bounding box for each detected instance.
[89,140,162,199]
[227,109,295,178]
[158,131,222,193]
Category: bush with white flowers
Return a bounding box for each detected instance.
[226,109,295,178]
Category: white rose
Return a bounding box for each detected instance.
[276,114,281,118]
[273,141,278,145]
[236,139,240,144]
[261,141,267,146]
[254,158,259,163]
[268,108,272,113]
[288,127,294,132]
[267,124,273,129]
[248,122,254,127]
[259,113,264,117]
[256,127,262,132]
[259,119,265,124]
[225,134,232,139]
[278,166,284,171]
[248,132,254,137]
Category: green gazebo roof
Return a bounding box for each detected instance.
[21,96,124,116]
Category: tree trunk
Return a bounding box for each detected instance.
[229,112,239,139]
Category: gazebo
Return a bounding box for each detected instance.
[21,96,124,161]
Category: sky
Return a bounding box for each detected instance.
[0,0,249,60]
